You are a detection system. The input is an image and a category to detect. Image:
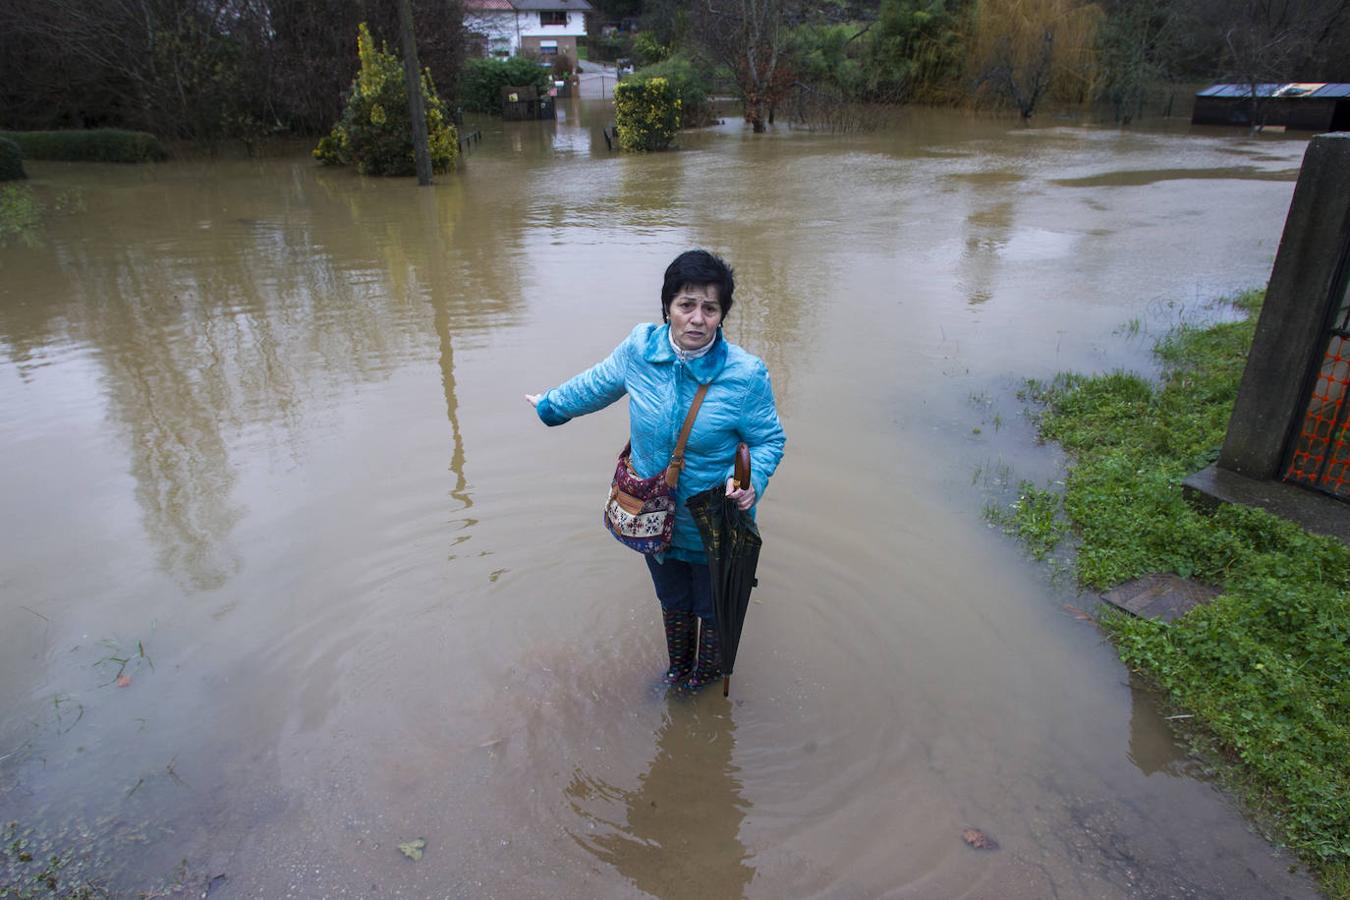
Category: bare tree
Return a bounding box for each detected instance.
[692,0,796,132]
[0,0,464,141]
[978,30,1056,119]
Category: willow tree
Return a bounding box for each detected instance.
[968,0,1104,119]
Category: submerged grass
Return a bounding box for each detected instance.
[998,289,1350,895]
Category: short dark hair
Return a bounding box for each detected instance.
[661,250,735,323]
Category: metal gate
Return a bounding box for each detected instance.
[1283,242,1350,500]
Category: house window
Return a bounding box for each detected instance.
[538,39,558,57]
[540,11,567,26]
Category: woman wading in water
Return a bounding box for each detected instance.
[526,250,786,691]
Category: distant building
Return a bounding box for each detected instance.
[1192,83,1350,131]
[464,0,594,62]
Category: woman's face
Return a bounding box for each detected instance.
[667,284,723,351]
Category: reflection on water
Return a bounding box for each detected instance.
[418,191,474,526]
[567,698,754,898]
[1126,675,1189,778]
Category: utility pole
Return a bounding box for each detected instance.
[397,0,433,185]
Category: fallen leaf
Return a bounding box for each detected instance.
[1063,604,1093,621]
[398,838,426,861]
[115,674,132,688]
[961,828,999,850]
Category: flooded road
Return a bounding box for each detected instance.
[0,104,1318,897]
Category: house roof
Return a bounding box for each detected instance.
[464,0,593,9]
[1196,82,1350,99]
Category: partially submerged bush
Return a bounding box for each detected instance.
[0,138,25,180]
[630,54,715,127]
[0,184,41,244]
[0,129,167,163]
[613,76,681,151]
[461,56,552,114]
[314,23,458,176]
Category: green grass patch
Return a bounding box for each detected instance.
[0,129,168,163]
[1001,289,1350,894]
[986,480,1068,560]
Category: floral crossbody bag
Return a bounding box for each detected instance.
[603,383,710,554]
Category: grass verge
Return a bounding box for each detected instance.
[0,129,168,163]
[995,289,1350,896]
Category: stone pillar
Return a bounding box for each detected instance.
[1184,132,1350,542]
[1218,133,1350,476]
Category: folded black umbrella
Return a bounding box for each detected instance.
[685,444,762,697]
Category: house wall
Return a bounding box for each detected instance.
[465,10,587,57]
[517,11,586,38]
[520,35,578,62]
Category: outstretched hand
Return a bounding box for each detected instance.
[725,476,755,511]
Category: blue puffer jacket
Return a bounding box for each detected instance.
[537,323,787,563]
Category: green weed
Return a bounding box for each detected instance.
[985,480,1069,560]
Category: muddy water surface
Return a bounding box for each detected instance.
[0,105,1318,897]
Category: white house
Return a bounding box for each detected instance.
[464,0,594,63]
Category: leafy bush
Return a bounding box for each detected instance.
[1002,291,1350,892]
[613,76,680,151]
[629,54,715,127]
[461,56,552,114]
[314,23,458,176]
[0,138,25,181]
[0,184,40,244]
[630,31,669,67]
[588,32,630,62]
[0,129,167,163]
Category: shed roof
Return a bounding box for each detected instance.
[1196,82,1350,99]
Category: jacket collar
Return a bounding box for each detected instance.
[644,324,728,384]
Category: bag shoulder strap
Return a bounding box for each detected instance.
[665,382,710,488]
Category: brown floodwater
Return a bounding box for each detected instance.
[0,104,1320,897]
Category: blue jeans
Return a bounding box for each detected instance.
[645,555,715,620]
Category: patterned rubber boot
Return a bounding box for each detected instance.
[661,609,697,685]
[682,618,723,692]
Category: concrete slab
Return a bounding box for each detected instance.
[1183,463,1350,544]
[1101,573,1221,623]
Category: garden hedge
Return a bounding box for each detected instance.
[0,129,168,163]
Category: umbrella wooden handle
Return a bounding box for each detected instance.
[734,443,751,491]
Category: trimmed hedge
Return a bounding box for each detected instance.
[613,77,681,152]
[461,57,552,114]
[0,138,25,181]
[0,129,168,163]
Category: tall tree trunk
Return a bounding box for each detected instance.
[397,0,433,185]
